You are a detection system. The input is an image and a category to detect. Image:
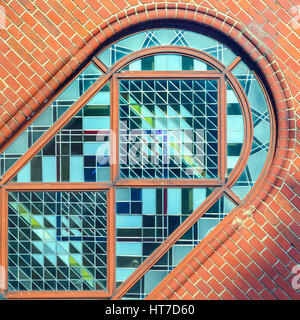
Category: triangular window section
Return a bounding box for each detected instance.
[122,194,236,299]
[2,27,273,300]
[0,63,102,178]
[115,187,231,288]
[11,83,111,183]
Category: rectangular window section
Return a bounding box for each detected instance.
[7,191,108,291]
[119,79,219,179]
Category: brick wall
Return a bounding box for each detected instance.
[0,0,299,300]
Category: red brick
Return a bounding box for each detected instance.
[34,11,60,36]
[35,0,51,13]
[207,290,221,300]
[183,280,198,297]
[247,289,263,300]
[236,265,265,293]
[195,278,212,296]
[261,275,277,291]
[222,278,249,300]
[194,290,208,300]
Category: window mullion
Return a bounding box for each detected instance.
[110,74,120,184]
[219,74,227,183]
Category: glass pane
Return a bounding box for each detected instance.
[7,191,107,291]
[0,63,102,178]
[12,83,111,183]
[123,54,215,72]
[226,81,244,174]
[122,195,235,299]
[115,187,215,287]
[119,79,219,179]
[98,29,237,67]
[231,62,271,199]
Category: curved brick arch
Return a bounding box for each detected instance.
[0,1,299,300]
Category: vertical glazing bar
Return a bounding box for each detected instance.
[107,187,116,296]
[219,75,227,183]
[110,74,119,183]
[0,187,7,294]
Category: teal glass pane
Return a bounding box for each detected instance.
[119,79,219,179]
[121,195,235,299]
[97,29,237,67]
[231,62,271,199]
[226,81,244,174]
[7,191,107,291]
[0,63,102,178]
[123,54,215,71]
[12,83,111,183]
[115,187,215,288]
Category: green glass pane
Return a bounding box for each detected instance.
[119,79,219,179]
[226,81,244,174]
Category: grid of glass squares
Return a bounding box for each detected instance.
[7,191,107,291]
[0,64,102,178]
[122,195,235,299]
[115,187,215,286]
[12,83,111,183]
[119,79,219,179]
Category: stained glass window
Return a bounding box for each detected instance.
[0,27,274,300]
[119,79,219,179]
[8,191,107,291]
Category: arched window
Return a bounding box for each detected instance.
[0,27,274,299]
